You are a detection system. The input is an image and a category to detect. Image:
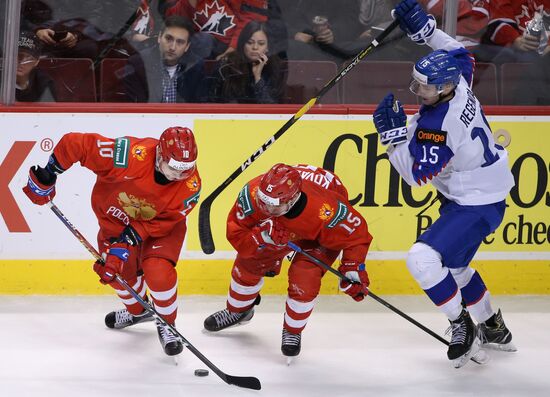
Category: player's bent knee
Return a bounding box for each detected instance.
[406,242,444,287]
[449,266,475,289]
[142,257,177,290]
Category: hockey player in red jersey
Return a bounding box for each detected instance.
[203,163,372,359]
[23,127,201,356]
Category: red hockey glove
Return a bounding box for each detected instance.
[93,242,129,284]
[251,219,290,249]
[338,262,370,302]
[22,165,57,205]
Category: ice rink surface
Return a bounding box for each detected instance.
[1,295,548,397]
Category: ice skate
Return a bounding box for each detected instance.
[203,296,260,332]
[479,309,517,352]
[105,308,154,329]
[282,329,301,365]
[156,319,183,356]
[446,309,484,368]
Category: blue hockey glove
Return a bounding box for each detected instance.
[393,0,436,44]
[374,93,408,146]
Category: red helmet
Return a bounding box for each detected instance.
[157,127,197,180]
[256,163,302,216]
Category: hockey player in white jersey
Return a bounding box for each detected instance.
[374,0,517,368]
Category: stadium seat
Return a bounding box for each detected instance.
[99,58,131,102]
[283,60,340,104]
[37,58,96,102]
[500,63,533,105]
[341,61,418,105]
[472,62,498,105]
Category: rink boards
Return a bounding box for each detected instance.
[0,110,548,294]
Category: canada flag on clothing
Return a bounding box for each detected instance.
[194,0,236,36]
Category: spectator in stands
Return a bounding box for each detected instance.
[419,0,490,50]
[207,20,285,103]
[124,15,205,103]
[477,0,549,63]
[477,0,549,104]
[160,0,288,60]
[16,31,57,102]
[285,0,420,63]
[22,0,142,60]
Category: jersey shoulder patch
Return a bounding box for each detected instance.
[237,184,255,217]
[114,137,130,168]
[319,200,348,228]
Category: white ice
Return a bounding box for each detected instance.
[1,295,548,397]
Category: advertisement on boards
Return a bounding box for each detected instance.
[0,113,548,294]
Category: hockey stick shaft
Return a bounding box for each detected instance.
[198,19,400,254]
[91,0,147,70]
[48,202,261,390]
[287,241,450,346]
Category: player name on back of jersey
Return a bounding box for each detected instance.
[459,87,477,128]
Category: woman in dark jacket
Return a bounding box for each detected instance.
[209,20,286,104]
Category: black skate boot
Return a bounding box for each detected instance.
[479,309,517,352]
[105,308,154,329]
[204,295,260,332]
[156,319,183,356]
[446,309,483,368]
[281,329,302,357]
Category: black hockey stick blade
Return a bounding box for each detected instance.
[198,19,399,254]
[224,374,262,390]
[198,196,215,254]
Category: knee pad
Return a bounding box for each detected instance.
[449,267,475,289]
[142,257,177,292]
[288,259,323,301]
[406,242,446,289]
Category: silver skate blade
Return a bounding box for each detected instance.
[452,337,483,368]
[470,348,490,365]
[482,341,517,352]
[173,355,179,366]
[286,356,294,366]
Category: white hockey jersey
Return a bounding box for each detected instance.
[386,30,515,206]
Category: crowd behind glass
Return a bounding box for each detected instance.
[1,0,549,105]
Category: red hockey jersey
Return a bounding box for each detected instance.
[486,0,550,46]
[227,166,372,264]
[164,0,269,49]
[53,132,201,241]
[421,0,490,48]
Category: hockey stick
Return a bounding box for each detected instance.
[286,241,450,344]
[48,202,261,390]
[198,19,400,254]
[287,241,486,365]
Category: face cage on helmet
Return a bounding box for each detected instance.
[155,147,195,181]
[256,188,301,217]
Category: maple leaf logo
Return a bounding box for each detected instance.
[194,0,236,36]
[515,2,546,32]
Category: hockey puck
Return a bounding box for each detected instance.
[194,369,209,377]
